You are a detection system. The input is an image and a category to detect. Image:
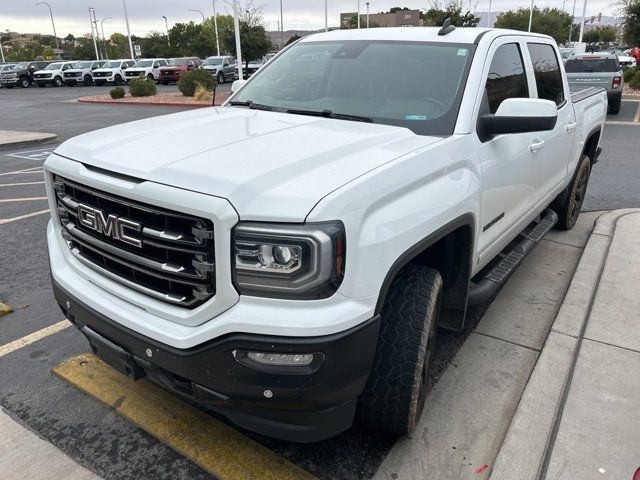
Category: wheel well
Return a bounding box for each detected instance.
[375,219,474,331]
[583,129,601,163]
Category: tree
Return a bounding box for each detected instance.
[582,29,599,43]
[422,0,479,27]
[221,21,272,67]
[286,34,301,46]
[597,26,617,43]
[494,7,572,43]
[621,0,640,47]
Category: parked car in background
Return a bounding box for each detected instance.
[565,53,623,114]
[124,58,168,82]
[63,60,106,86]
[629,47,640,63]
[559,47,574,61]
[33,61,77,87]
[0,64,17,88]
[236,59,264,79]
[159,57,201,85]
[92,59,135,86]
[1,61,52,88]
[202,55,236,84]
[607,49,637,69]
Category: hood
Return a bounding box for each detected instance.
[53,107,441,221]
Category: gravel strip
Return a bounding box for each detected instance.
[78,92,231,106]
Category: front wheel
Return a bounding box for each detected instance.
[20,78,30,88]
[113,75,122,86]
[83,75,93,86]
[357,264,442,435]
[552,154,591,230]
[53,77,63,87]
[217,72,225,84]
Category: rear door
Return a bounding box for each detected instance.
[525,42,575,201]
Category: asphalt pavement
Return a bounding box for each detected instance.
[0,86,638,480]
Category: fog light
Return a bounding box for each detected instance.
[247,351,313,366]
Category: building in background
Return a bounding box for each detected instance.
[339,9,422,28]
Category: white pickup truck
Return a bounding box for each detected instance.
[44,26,606,442]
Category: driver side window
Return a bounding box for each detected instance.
[484,43,529,114]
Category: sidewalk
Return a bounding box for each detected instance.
[0,408,100,480]
[0,130,57,150]
[491,209,640,479]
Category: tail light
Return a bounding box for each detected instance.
[612,76,622,89]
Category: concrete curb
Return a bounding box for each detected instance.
[77,98,212,108]
[489,208,640,480]
[0,131,58,151]
[622,94,640,101]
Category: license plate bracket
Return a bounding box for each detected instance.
[81,326,146,380]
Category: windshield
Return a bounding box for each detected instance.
[203,57,223,66]
[231,40,475,136]
[76,61,93,69]
[103,61,122,68]
[168,58,189,66]
[133,60,153,67]
[44,63,63,70]
[14,63,29,70]
[566,57,618,73]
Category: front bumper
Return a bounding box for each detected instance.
[1,79,19,86]
[53,279,380,442]
[34,78,55,85]
[64,76,84,85]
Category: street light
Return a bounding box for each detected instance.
[88,7,100,60]
[0,41,6,63]
[527,0,534,32]
[233,0,243,80]
[35,2,61,59]
[188,9,206,22]
[568,0,578,43]
[100,17,111,60]
[578,0,588,43]
[357,0,360,29]
[324,0,328,32]
[279,0,284,49]
[212,0,220,56]
[487,0,492,27]
[162,16,171,47]
[122,0,135,60]
[366,2,370,28]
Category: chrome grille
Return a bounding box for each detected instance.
[54,175,216,308]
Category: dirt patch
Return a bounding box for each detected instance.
[78,92,231,107]
[623,85,640,96]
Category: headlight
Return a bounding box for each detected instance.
[232,222,345,299]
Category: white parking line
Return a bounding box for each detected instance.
[0,167,44,177]
[0,197,48,203]
[5,147,56,161]
[0,320,71,358]
[634,103,640,123]
[0,182,45,187]
[0,209,50,225]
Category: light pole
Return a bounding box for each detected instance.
[233,0,243,80]
[0,42,5,63]
[357,0,360,28]
[212,0,220,56]
[35,2,61,59]
[568,0,578,43]
[88,7,100,60]
[366,2,370,28]
[487,0,492,27]
[578,0,588,43]
[162,16,171,47]
[324,0,328,32]
[280,0,284,50]
[122,0,135,60]
[100,17,111,60]
[527,0,534,32]
[188,9,206,22]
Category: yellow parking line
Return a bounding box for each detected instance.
[0,197,48,203]
[0,302,13,318]
[53,354,318,480]
[0,209,50,225]
[0,181,45,187]
[0,320,71,358]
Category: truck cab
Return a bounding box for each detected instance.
[1,61,52,88]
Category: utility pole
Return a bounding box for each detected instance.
[162,16,170,47]
[568,0,578,43]
[366,2,370,28]
[88,8,100,60]
[212,0,220,56]
[233,0,243,80]
[100,17,111,60]
[578,0,588,43]
[36,2,61,59]
[280,0,284,49]
[528,0,534,32]
[122,0,135,60]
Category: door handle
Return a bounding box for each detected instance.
[565,122,578,132]
[529,139,545,152]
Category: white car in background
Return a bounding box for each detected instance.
[92,59,136,86]
[63,60,106,87]
[606,49,637,69]
[124,58,168,82]
[32,61,76,87]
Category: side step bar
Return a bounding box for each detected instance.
[468,209,558,305]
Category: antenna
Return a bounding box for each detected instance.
[438,18,456,36]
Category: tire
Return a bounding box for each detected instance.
[19,77,30,88]
[147,73,155,82]
[357,264,442,435]
[552,154,591,230]
[217,71,225,84]
[114,75,122,86]
[53,76,63,87]
[83,75,93,86]
[608,96,621,115]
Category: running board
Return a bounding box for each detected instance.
[468,209,558,305]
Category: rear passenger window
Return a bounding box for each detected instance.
[527,43,564,106]
[484,43,529,114]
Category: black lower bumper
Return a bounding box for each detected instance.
[53,280,380,442]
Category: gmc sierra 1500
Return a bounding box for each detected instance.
[45,26,607,442]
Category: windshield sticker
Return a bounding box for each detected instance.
[405,114,428,121]
[457,48,468,56]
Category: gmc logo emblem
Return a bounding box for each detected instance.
[77,203,142,248]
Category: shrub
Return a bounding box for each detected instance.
[629,71,640,90]
[193,82,212,102]
[109,86,126,99]
[129,77,157,97]
[623,66,637,83]
[178,68,214,97]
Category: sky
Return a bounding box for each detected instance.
[0,0,621,38]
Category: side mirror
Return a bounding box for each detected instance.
[479,98,558,140]
[231,79,247,93]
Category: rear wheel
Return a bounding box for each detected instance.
[552,154,591,230]
[608,96,621,115]
[114,75,122,86]
[357,264,442,435]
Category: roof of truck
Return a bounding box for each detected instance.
[300,27,551,45]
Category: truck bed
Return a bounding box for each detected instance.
[570,86,606,103]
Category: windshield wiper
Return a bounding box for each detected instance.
[228,100,275,111]
[286,108,373,123]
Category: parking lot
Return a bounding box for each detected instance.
[1,85,639,480]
